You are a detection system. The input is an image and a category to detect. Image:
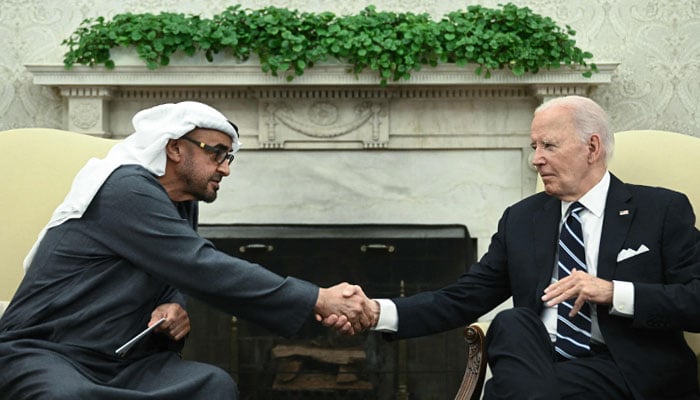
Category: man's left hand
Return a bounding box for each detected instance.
[542,269,613,317]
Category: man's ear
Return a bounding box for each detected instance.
[588,134,603,163]
[165,139,183,162]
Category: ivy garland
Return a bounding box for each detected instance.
[62,3,597,85]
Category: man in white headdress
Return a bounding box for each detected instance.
[0,101,373,400]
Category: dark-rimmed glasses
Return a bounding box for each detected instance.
[181,136,235,165]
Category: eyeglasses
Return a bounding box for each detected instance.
[181,136,235,165]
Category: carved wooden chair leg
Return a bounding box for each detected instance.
[454,324,487,400]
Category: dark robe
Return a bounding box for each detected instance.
[0,165,318,399]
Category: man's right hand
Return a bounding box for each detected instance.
[314,282,378,335]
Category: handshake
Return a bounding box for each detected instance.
[314,282,380,335]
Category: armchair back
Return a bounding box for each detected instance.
[0,129,117,307]
[604,130,700,226]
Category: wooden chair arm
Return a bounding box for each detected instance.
[454,322,489,400]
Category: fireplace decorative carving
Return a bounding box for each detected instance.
[26,60,617,143]
[261,97,388,148]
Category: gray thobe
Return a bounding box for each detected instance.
[0,165,318,399]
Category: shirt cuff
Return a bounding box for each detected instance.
[610,280,634,317]
[372,298,399,332]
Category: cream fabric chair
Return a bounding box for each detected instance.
[0,129,117,316]
[456,130,700,399]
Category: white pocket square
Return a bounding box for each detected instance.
[616,244,650,262]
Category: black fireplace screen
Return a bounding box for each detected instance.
[182,224,476,400]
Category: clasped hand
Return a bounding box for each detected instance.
[541,268,614,317]
[314,282,378,335]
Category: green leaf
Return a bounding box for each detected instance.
[60,4,597,81]
[512,65,525,76]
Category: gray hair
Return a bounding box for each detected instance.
[535,96,614,162]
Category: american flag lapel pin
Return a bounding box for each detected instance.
[619,209,630,216]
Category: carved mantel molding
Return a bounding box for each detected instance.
[26,61,618,150]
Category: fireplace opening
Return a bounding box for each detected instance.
[182,224,476,400]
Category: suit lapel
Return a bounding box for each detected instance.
[533,196,561,308]
[597,174,634,280]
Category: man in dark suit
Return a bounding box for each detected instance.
[324,95,700,399]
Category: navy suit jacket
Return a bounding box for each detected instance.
[391,174,700,399]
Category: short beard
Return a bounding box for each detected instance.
[199,190,217,203]
[182,157,218,203]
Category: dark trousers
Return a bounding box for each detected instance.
[482,307,632,400]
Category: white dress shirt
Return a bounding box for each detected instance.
[374,172,635,338]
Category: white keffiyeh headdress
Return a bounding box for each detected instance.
[23,101,241,271]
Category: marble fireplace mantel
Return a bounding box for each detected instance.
[26,61,618,148]
[26,60,618,259]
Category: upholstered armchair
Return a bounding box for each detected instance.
[0,129,117,317]
[455,130,700,400]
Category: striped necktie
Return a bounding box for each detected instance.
[554,201,592,360]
